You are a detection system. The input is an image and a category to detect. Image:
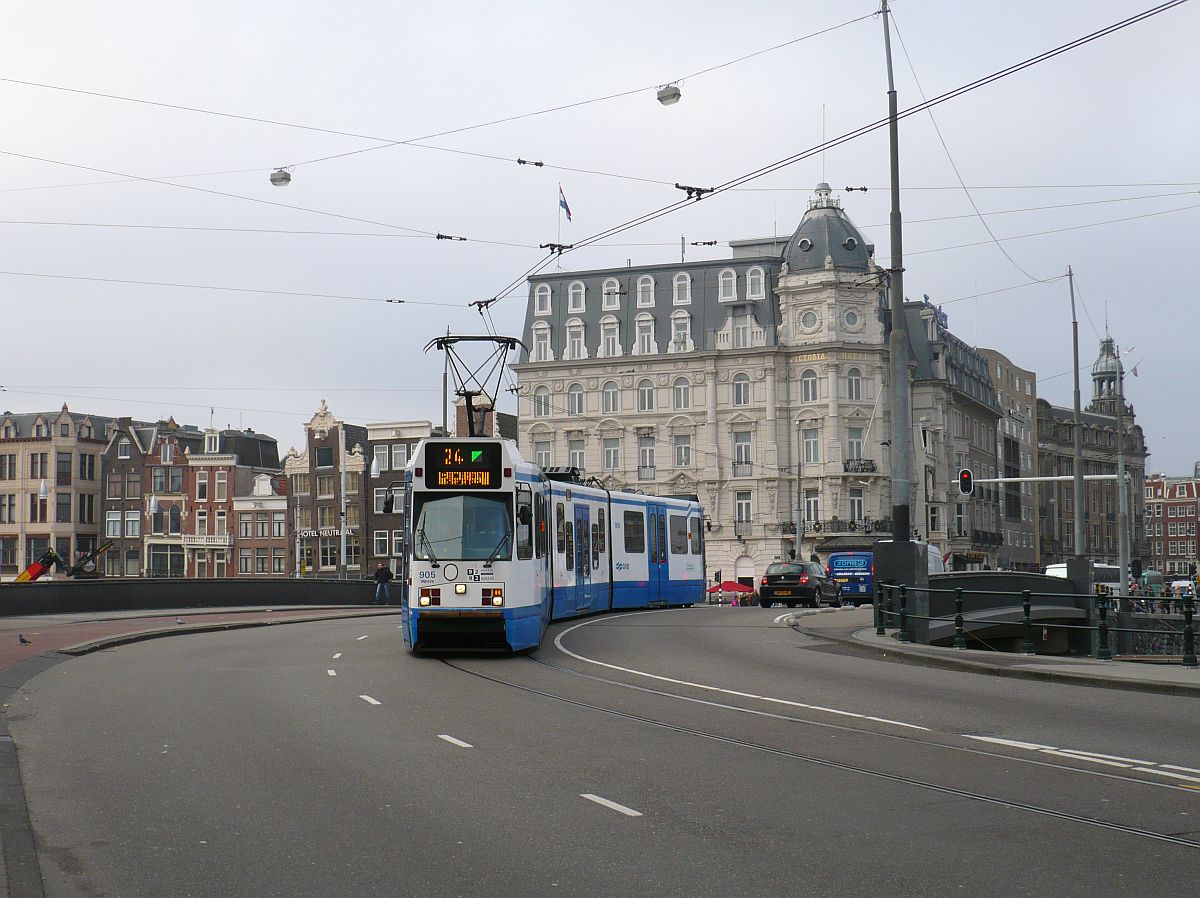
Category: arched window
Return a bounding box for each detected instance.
[598,315,621,358]
[567,383,585,416]
[637,379,655,412]
[847,367,862,401]
[602,278,621,311]
[634,313,656,355]
[168,505,181,535]
[602,381,620,414]
[718,269,737,302]
[534,284,552,316]
[673,376,691,410]
[533,386,550,418]
[801,369,818,402]
[568,281,585,313]
[565,318,587,360]
[532,322,553,361]
[669,310,692,353]
[746,266,765,300]
[636,275,655,308]
[732,373,750,406]
[673,272,691,305]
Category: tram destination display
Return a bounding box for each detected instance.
[424,442,503,489]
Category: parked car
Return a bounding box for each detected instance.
[759,561,841,609]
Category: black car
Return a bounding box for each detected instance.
[759,561,842,609]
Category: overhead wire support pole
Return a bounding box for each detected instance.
[1069,266,1086,559]
[881,0,911,544]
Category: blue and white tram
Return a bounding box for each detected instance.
[399,437,706,652]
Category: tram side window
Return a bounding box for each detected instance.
[565,509,575,571]
[591,522,600,569]
[555,503,566,555]
[534,494,547,558]
[516,485,533,560]
[624,510,645,554]
[657,513,667,564]
[689,515,702,555]
[597,509,606,554]
[669,514,688,555]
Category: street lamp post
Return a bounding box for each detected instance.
[795,418,804,560]
[1115,342,1132,597]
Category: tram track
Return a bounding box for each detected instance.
[440,656,1200,850]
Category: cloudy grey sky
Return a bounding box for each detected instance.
[1,1,1195,471]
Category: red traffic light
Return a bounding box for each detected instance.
[958,468,974,496]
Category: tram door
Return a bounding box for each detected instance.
[574,505,591,613]
[646,502,668,602]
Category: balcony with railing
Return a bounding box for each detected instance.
[841,458,878,474]
[732,462,753,478]
[799,517,893,536]
[637,466,656,481]
[181,533,234,548]
[734,520,753,538]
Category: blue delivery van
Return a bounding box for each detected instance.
[826,551,874,604]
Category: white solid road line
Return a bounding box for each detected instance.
[965,735,1199,781]
[327,670,337,677]
[356,635,369,641]
[1163,764,1200,775]
[580,794,642,817]
[554,612,931,732]
[964,736,1055,751]
[438,735,473,748]
[1040,750,1131,768]
[359,695,381,706]
[332,653,342,660]
[1050,748,1155,766]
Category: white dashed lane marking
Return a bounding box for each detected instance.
[359,695,381,706]
[327,670,337,677]
[438,735,473,748]
[962,736,1200,782]
[580,794,642,817]
[356,635,369,641]
[332,653,342,660]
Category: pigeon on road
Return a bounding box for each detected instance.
[17,634,30,645]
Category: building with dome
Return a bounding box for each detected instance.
[1036,335,1148,568]
[510,185,1004,585]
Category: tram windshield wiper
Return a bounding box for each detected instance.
[417,528,439,567]
[483,532,512,568]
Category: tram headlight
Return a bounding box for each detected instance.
[419,595,431,607]
[454,583,467,595]
[491,595,504,607]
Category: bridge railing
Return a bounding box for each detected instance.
[875,582,1197,668]
[0,578,377,616]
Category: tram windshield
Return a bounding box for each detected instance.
[413,492,513,562]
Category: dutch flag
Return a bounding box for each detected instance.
[559,184,572,222]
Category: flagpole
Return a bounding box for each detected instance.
[556,183,562,271]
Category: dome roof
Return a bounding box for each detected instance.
[1092,336,1123,376]
[782,183,872,274]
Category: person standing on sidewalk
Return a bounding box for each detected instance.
[373,562,394,606]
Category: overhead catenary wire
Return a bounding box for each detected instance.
[479,0,1189,309]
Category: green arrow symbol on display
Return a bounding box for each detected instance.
[471,450,483,462]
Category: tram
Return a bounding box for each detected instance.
[398,437,706,652]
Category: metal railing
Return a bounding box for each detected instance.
[873,582,1197,668]
[732,462,753,477]
[734,520,753,538]
[637,466,656,481]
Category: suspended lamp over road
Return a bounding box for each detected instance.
[656,83,681,106]
[269,167,292,187]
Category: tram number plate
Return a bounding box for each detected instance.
[465,568,496,582]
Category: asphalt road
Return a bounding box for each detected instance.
[7,606,1200,897]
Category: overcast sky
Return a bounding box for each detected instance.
[1,1,1195,472]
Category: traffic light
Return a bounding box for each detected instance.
[957,468,974,496]
[713,570,722,583]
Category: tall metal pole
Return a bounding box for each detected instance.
[1069,267,1085,559]
[1116,343,1130,597]
[882,0,911,544]
[796,418,804,561]
[442,328,449,436]
[339,422,348,581]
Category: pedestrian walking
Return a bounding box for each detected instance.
[374,562,394,605]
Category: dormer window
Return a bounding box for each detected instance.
[636,275,655,308]
[602,278,621,311]
[672,273,691,305]
[565,319,588,360]
[118,439,131,459]
[534,284,552,316]
[633,313,656,356]
[599,316,621,358]
[532,322,554,362]
[568,281,585,313]
[718,269,737,302]
[205,434,219,454]
[746,267,764,300]
[669,310,692,353]
[161,443,174,464]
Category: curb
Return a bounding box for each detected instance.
[791,622,1200,698]
[56,609,400,655]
